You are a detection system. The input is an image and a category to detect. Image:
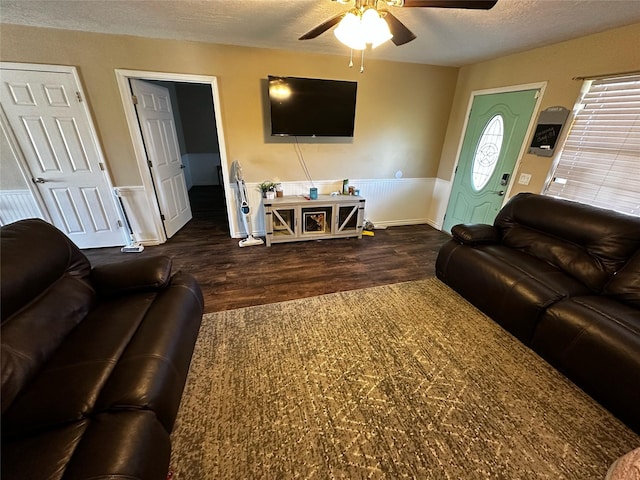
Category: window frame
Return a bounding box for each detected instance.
[543,74,640,217]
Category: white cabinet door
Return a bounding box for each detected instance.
[130,79,191,238]
[0,65,124,248]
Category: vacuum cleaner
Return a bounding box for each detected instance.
[113,188,144,253]
[232,160,264,247]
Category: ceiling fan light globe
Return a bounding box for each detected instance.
[361,8,393,48]
[334,12,366,50]
[360,8,380,39]
[370,16,393,48]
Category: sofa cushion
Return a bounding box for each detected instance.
[532,296,640,432]
[604,251,640,307]
[0,418,89,480]
[1,278,96,415]
[61,411,171,480]
[2,293,157,437]
[451,223,500,245]
[91,255,173,297]
[495,194,640,292]
[1,220,95,414]
[95,272,203,431]
[0,218,92,321]
[1,411,170,480]
[3,272,203,437]
[436,240,591,343]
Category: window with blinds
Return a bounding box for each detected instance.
[544,74,640,217]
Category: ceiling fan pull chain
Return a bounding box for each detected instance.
[360,49,365,73]
[349,49,354,68]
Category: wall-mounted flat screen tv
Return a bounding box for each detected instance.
[268,75,357,137]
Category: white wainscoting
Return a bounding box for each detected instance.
[228,178,446,238]
[0,189,44,226]
[353,178,438,228]
[114,186,161,245]
[121,177,451,242]
[429,177,452,231]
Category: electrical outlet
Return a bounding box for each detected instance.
[518,173,532,185]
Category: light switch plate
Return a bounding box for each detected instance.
[518,173,532,185]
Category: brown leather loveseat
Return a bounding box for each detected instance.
[1,218,204,479]
[436,193,640,433]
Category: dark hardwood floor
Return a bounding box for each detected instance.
[85,186,451,313]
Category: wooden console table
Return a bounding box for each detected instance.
[263,195,365,247]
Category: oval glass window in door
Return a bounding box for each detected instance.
[472,114,504,191]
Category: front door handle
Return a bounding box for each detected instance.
[32,177,48,184]
[490,190,505,196]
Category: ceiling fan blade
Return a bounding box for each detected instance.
[401,0,498,9]
[299,12,347,40]
[381,10,417,46]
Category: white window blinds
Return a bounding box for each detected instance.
[544,74,640,216]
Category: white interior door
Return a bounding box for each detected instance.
[0,64,124,248]
[130,79,191,238]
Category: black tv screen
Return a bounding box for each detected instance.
[268,75,357,137]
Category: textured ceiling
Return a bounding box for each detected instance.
[1,0,640,66]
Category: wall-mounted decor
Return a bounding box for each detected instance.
[529,106,570,157]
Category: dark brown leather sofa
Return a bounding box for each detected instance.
[436,193,640,433]
[1,218,204,480]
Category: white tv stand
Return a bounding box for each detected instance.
[263,195,365,247]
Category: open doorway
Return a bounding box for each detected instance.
[144,79,228,233]
[115,70,233,245]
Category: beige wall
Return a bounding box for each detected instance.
[437,22,640,197]
[3,22,637,220]
[0,24,458,186]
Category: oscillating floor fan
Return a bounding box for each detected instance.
[232,160,264,247]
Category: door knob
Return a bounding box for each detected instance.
[490,190,505,196]
[180,164,186,169]
[32,177,48,184]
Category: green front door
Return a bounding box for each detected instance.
[442,89,539,233]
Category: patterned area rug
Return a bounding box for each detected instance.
[170,279,639,479]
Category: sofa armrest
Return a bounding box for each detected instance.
[451,224,500,245]
[91,256,173,297]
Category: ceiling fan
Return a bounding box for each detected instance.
[300,0,498,47]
